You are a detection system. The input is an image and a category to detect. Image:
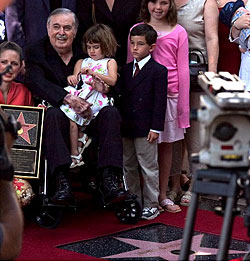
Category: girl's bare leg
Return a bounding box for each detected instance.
[158,142,173,203]
[158,142,181,212]
[69,120,79,156]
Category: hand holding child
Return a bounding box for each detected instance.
[85,75,110,93]
[147,131,159,143]
[63,94,92,119]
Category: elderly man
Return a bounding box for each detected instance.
[5,0,76,51]
[25,8,126,205]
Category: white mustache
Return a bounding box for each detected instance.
[56,35,67,40]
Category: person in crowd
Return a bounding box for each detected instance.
[76,0,142,66]
[24,8,127,205]
[127,0,190,213]
[0,1,26,259]
[0,12,6,43]
[0,108,23,260]
[217,0,242,74]
[0,0,11,11]
[220,0,250,52]
[228,0,250,91]
[61,23,118,168]
[0,41,33,105]
[117,24,168,220]
[5,0,76,51]
[173,0,219,207]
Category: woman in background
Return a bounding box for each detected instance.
[0,41,33,106]
[170,0,219,206]
[76,0,142,67]
[217,0,242,74]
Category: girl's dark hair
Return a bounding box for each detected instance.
[138,0,177,26]
[82,24,118,58]
[0,41,23,62]
[130,24,157,45]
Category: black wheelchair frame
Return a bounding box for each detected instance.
[33,145,142,229]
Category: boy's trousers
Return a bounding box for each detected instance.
[122,137,159,208]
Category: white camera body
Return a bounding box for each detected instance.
[194,72,250,168]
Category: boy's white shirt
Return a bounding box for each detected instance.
[133,54,151,75]
[133,54,161,135]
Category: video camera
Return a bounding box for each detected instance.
[192,71,250,169]
[179,72,250,261]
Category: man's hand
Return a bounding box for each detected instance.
[85,75,110,93]
[63,94,92,118]
[147,131,159,143]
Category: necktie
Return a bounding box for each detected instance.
[134,63,140,77]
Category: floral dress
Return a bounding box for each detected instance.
[60,57,111,126]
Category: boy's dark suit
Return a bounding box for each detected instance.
[117,57,168,209]
[117,57,168,138]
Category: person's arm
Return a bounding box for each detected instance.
[67,59,83,86]
[0,181,23,260]
[231,11,250,39]
[25,43,91,117]
[5,0,26,50]
[83,59,118,86]
[151,65,168,132]
[177,28,190,129]
[204,0,219,73]
[25,44,69,107]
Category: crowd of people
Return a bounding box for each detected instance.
[0,0,250,245]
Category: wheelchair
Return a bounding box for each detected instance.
[4,104,142,228]
[35,141,142,228]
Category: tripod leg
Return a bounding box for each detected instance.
[217,196,236,261]
[179,192,199,261]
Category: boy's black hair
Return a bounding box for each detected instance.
[130,24,157,46]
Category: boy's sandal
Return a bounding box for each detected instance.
[159,198,182,213]
[167,190,184,203]
[78,134,92,154]
[180,191,192,206]
[70,154,85,169]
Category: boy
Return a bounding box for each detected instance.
[116,24,168,220]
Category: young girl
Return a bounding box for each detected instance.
[60,23,118,168]
[127,0,190,212]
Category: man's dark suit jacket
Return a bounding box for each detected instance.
[24,36,83,107]
[5,0,76,50]
[117,58,168,138]
[76,0,142,66]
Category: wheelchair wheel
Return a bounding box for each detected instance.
[35,207,63,229]
[115,197,142,224]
